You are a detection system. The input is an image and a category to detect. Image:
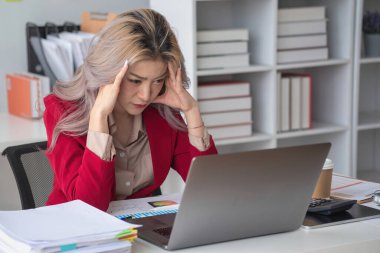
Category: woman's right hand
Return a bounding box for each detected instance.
[89,63,128,133]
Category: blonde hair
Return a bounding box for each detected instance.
[49,8,189,151]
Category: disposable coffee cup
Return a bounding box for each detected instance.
[312,158,334,199]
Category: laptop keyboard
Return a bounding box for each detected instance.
[153,227,173,238]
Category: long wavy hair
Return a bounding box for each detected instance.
[48,8,189,152]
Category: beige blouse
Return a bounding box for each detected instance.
[86,114,210,199]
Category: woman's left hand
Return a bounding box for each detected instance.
[153,62,197,112]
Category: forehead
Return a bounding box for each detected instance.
[128,59,167,77]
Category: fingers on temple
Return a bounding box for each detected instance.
[114,63,129,86]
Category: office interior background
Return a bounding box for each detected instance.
[1,0,380,211]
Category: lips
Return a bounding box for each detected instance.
[133,104,146,108]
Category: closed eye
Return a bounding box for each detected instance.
[153,79,165,85]
[128,79,142,85]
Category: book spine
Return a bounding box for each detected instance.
[277,72,282,132]
[202,110,252,127]
[277,34,327,50]
[301,76,312,129]
[278,20,327,36]
[280,77,290,131]
[197,41,248,56]
[198,96,252,113]
[277,47,328,64]
[197,54,250,69]
[198,82,250,100]
[208,123,252,139]
[197,29,249,43]
[278,6,326,22]
[290,77,301,130]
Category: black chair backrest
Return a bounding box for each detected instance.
[2,141,53,209]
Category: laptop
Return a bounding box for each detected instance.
[128,143,331,250]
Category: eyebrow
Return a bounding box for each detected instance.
[128,71,167,80]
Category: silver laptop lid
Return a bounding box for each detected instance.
[168,143,331,250]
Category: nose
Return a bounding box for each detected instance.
[138,83,151,102]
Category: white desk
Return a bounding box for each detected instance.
[132,220,380,253]
[0,113,46,152]
[0,113,46,210]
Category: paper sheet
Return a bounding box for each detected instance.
[107,193,182,217]
[331,174,380,202]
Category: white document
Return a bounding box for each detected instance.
[41,39,72,81]
[331,174,380,203]
[107,193,182,217]
[59,32,88,69]
[0,200,138,253]
[47,35,74,78]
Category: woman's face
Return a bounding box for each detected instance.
[116,58,167,115]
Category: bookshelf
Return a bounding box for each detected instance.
[150,0,357,176]
[353,0,380,181]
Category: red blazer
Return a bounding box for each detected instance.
[44,94,218,211]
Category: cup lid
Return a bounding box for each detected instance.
[323,158,334,169]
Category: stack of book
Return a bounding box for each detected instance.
[197,28,250,70]
[198,80,252,139]
[0,200,138,253]
[277,6,329,64]
[277,72,312,132]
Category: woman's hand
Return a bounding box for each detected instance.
[154,62,205,136]
[153,62,197,112]
[89,63,128,133]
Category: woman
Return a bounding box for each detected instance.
[44,9,218,211]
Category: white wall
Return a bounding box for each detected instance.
[0,0,149,112]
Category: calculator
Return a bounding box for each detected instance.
[307,198,356,215]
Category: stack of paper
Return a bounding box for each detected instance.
[331,174,380,204]
[0,200,138,253]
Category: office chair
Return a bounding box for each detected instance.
[2,141,53,209]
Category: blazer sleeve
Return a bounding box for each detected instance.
[44,103,115,211]
[171,128,218,181]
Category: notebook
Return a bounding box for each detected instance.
[128,143,331,250]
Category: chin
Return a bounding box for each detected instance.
[127,107,146,115]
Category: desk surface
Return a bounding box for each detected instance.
[0,113,46,152]
[132,219,380,253]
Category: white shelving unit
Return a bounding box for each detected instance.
[150,0,355,176]
[353,0,380,181]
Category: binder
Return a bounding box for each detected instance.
[26,22,80,87]
[6,73,50,119]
